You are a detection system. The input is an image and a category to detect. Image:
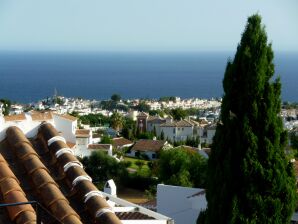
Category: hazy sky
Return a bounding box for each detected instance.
[0,0,297,52]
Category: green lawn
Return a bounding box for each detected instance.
[123,156,151,176]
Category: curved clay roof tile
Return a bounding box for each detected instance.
[15,210,37,224]
[74,180,98,198]
[13,143,39,161]
[61,215,84,224]
[85,196,111,218]
[49,200,81,223]
[6,126,32,147]
[39,123,60,141]
[0,163,19,184]
[65,166,89,184]
[48,140,69,154]
[39,183,68,207]
[0,153,8,164]
[22,155,48,175]
[0,178,24,197]
[31,169,58,190]
[4,190,35,221]
[58,153,79,168]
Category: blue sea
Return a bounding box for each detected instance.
[0,51,297,103]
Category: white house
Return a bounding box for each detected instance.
[0,112,77,144]
[157,184,207,224]
[160,119,201,142]
[112,137,134,150]
[128,139,170,160]
[200,123,216,145]
[53,113,77,143]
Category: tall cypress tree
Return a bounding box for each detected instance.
[198,14,296,224]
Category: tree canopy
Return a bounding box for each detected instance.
[110,111,124,131]
[198,14,297,224]
[0,99,11,116]
[81,151,128,189]
[111,94,121,102]
[158,147,207,188]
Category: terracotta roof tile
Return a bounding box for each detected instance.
[66,142,76,149]
[4,114,26,122]
[55,113,77,121]
[116,212,154,220]
[160,119,195,127]
[112,137,133,148]
[131,140,166,152]
[88,144,111,150]
[75,129,90,137]
[31,112,53,121]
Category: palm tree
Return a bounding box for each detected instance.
[110,111,123,131]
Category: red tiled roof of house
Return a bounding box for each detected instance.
[112,137,133,148]
[160,119,197,127]
[116,212,153,220]
[31,112,53,121]
[88,144,111,150]
[55,113,77,121]
[66,142,76,149]
[75,129,90,138]
[0,124,170,223]
[131,140,166,152]
[4,114,26,122]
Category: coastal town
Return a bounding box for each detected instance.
[1,94,298,223]
[0,95,224,223]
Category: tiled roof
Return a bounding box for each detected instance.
[92,133,101,138]
[4,114,26,122]
[75,129,90,137]
[137,199,157,211]
[160,119,194,127]
[66,141,76,149]
[31,112,53,121]
[0,123,171,223]
[112,137,133,148]
[55,113,77,121]
[88,144,111,150]
[116,212,153,220]
[131,140,166,152]
[147,117,166,124]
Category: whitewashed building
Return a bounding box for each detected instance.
[160,119,201,142]
[157,184,206,224]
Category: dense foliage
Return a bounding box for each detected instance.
[198,14,297,224]
[0,99,11,115]
[110,111,124,131]
[79,113,110,126]
[158,148,207,187]
[81,151,128,189]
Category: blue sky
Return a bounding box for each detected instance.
[0,0,297,52]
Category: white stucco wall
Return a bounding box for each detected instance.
[161,126,194,142]
[53,114,77,143]
[157,184,206,224]
[0,116,55,142]
[75,137,90,157]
